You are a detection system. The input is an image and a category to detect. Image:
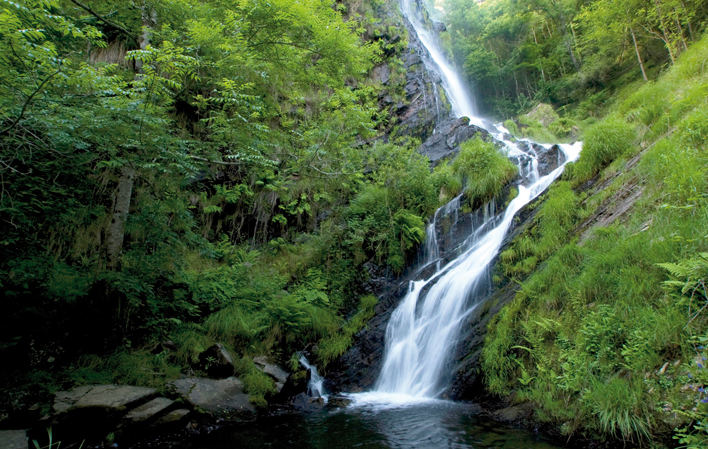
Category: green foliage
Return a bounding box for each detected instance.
[317,294,377,368]
[572,118,636,182]
[484,36,708,444]
[452,137,518,208]
[516,116,560,143]
[443,0,707,118]
[501,182,580,276]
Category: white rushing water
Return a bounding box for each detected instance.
[300,355,328,402]
[349,0,582,408]
[400,0,485,129]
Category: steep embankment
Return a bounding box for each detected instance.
[469,36,708,446]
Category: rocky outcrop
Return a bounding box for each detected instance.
[253,356,289,393]
[510,142,567,179]
[418,117,492,164]
[35,384,167,446]
[198,343,235,379]
[169,377,255,421]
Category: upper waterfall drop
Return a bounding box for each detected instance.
[399,0,484,128]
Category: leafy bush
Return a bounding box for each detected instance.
[572,118,635,182]
[452,137,518,208]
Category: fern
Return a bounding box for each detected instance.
[658,253,708,325]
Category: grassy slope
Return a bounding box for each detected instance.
[482,35,708,446]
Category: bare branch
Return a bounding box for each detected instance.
[0,69,62,137]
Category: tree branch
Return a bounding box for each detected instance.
[0,69,62,137]
[188,155,243,166]
[67,0,138,42]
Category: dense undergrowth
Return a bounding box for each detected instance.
[0,0,439,410]
[483,34,708,446]
[0,0,519,413]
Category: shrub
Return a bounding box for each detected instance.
[452,137,518,208]
[573,118,635,182]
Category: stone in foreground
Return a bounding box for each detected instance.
[53,385,156,414]
[198,343,235,379]
[124,397,175,423]
[169,377,255,421]
[0,430,28,449]
[253,355,289,392]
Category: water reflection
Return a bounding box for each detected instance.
[175,402,562,449]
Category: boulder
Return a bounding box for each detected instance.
[198,343,235,379]
[434,21,447,32]
[169,377,255,421]
[0,430,27,449]
[253,356,289,393]
[123,397,175,423]
[292,393,325,412]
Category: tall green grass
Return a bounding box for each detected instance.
[483,33,708,444]
[452,137,518,208]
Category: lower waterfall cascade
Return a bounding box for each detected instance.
[347,0,583,407]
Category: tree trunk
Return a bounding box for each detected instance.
[673,8,688,51]
[106,165,135,271]
[631,28,649,81]
[570,21,582,63]
[680,0,695,41]
[653,0,676,63]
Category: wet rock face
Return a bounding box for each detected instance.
[383,15,450,142]
[510,142,567,180]
[324,279,409,393]
[418,117,492,165]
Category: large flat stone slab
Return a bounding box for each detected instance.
[169,377,255,421]
[53,385,156,414]
[124,397,174,423]
[0,430,28,449]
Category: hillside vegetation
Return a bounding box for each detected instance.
[483,34,708,446]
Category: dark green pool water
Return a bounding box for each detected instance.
[174,401,563,449]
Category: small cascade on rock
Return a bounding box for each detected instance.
[300,355,327,402]
[422,194,462,268]
[347,0,583,406]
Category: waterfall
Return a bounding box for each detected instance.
[348,0,582,406]
[300,355,328,402]
[400,0,484,128]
